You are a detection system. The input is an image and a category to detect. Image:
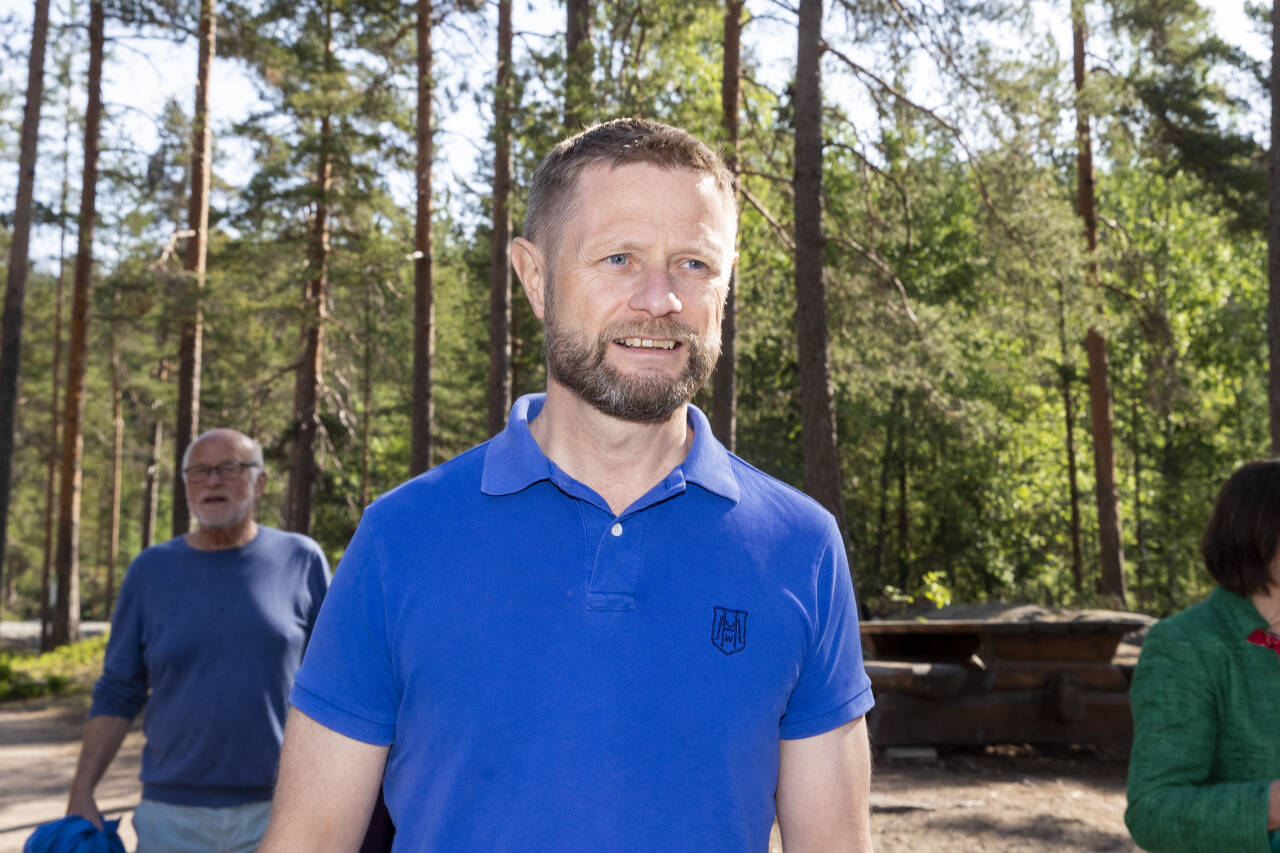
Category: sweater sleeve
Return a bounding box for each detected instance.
[302,542,331,646]
[1125,619,1271,853]
[89,558,149,720]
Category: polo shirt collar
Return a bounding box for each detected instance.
[1209,585,1267,638]
[480,393,740,505]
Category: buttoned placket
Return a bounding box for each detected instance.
[550,469,689,612]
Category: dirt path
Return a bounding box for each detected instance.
[0,697,1138,852]
[0,696,141,853]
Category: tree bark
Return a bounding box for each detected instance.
[1073,0,1126,608]
[565,0,593,129]
[793,0,848,537]
[53,0,105,647]
[0,0,53,624]
[1130,365,1148,611]
[284,2,335,534]
[1056,283,1084,592]
[107,337,122,619]
[411,0,435,476]
[1269,0,1280,454]
[487,0,513,438]
[172,0,216,536]
[711,0,743,452]
[286,152,331,531]
[361,286,373,509]
[40,78,74,651]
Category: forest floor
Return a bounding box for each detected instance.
[0,694,1141,853]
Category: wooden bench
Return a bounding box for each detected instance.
[861,615,1151,748]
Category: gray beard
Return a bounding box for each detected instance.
[544,289,720,423]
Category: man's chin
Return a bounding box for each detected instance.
[192,512,246,531]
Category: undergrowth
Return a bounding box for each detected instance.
[0,634,108,702]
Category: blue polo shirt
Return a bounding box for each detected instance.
[292,394,873,851]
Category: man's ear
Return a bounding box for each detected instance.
[511,237,548,321]
[253,468,268,501]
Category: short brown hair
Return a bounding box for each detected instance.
[524,118,736,255]
[1201,459,1280,597]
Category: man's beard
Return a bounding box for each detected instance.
[544,287,720,423]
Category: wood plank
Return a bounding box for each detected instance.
[983,632,1126,663]
[864,660,974,699]
[866,689,1133,748]
[983,660,1130,692]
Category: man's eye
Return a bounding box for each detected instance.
[684,259,708,271]
[606,254,628,266]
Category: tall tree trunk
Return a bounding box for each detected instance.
[1073,0,1126,608]
[1130,363,1148,611]
[107,335,122,618]
[793,0,848,537]
[361,285,373,509]
[286,137,331,533]
[0,0,53,624]
[411,0,435,476]
[1269,0,1280,454]
[565,0,592,129]
[1056,281,1084,592]
[711,0,743,452]
[141,416,162,549]
[40,77,74,651]
[286,3,334,533]
[53,0,105,647]
[487,0,513,437]
[172,0,216,536]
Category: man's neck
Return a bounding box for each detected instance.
[185,519,259,551]
[530,383,692,516]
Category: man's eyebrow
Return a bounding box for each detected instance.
[581,235,729,257]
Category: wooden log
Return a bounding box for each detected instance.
[866,689,1133,748]
[864,660,973,699]
[984,660,1130,692]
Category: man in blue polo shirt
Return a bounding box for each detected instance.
[263,119,875,852]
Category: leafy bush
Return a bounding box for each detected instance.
[0,634,108,703]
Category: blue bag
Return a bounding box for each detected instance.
[23,815,126,853]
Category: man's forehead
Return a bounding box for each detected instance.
[570,164,735,236]
[577,160,728,199]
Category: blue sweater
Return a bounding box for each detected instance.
[91,527,330,807]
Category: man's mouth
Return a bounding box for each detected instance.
[617,337,678,350]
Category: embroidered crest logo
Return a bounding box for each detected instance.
[711,606,748,656]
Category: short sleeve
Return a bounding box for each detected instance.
[290,520,398,745]
[778,528,874,739]
[90,559,150,720]
[301,543,331,642]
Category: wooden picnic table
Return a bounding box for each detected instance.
[860,614,1153,748]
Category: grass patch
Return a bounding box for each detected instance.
[0,634,107,702]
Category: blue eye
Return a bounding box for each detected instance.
[685,259,707,271]
[606,253,627,266]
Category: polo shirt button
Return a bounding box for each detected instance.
[610,522,623,537]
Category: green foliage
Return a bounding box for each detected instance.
[1,0,1271,630]
[0,635,108,702]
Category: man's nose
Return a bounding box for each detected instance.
[627,266,683,316]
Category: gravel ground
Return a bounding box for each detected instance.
[0,695,1139,853]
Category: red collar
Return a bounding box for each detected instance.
[1247,628,1280,659]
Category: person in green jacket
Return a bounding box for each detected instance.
[1126,459,1280,853]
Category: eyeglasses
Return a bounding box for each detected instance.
[184,461,259,483]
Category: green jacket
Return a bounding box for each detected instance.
[1126,587,1279,853]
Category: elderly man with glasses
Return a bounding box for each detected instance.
[64,427,330,853]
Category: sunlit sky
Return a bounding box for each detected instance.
[0,0,1269,274]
